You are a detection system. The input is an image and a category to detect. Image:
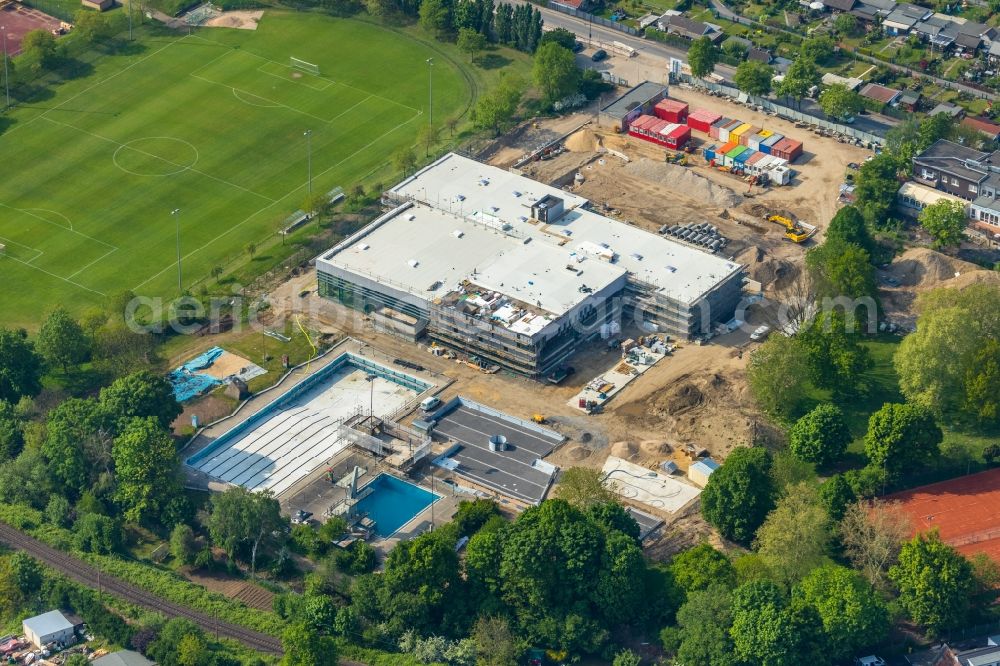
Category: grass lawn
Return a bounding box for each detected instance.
[0,12,473,329]
[805,336,1000,490]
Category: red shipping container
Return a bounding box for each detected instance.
[666,124,691,149]
[654,98,689,123]
[738,126,761,147]
[771,137,804,162]
[688,108,723,133]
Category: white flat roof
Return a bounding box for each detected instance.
[387,153,742,305]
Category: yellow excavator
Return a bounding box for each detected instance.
[767,214,817,243]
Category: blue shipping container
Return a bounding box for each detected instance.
[734,149,755,165]
[703,145,716,160]
[760,134,783,155]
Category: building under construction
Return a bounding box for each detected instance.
[316,153,746,378]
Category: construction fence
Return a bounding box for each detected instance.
[542,2,640,36]
[675,75,887,147]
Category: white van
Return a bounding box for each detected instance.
[420,396,441,412]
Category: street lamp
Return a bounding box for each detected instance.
[171,208,182,292]
[303,129,312,195]
[2,27,9,110]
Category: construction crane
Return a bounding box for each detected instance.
[766,214,817,243]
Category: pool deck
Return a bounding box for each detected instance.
[181,338,444,496]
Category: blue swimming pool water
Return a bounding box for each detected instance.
[354,474,439,538]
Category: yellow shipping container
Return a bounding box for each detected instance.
[730,123,753,138]
[759,129,774,138]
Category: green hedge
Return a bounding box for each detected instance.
[339,641,447,666]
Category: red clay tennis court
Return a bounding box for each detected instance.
[886,468,1000,564]
[0,1,64,56]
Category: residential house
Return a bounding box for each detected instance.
[549,0,593,10]
[821,72,864,90]
[661,15,726,43]
[850,0,894,24]
[822,0,856,12]
[906,642,1000,666]
[748,47,773,63]
[929,102,964,119]
[859,82,902,107]
[912,138,990,200]
[897,181,967,217]
[883,3,933,35]
[962,116,1000,142]
[93,651,156,666]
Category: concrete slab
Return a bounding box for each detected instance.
[601,456,701,514]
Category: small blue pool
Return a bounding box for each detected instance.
[354,474,439,538]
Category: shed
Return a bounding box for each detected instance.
[93,651,156,666]
[23,611,77,649]
[688,458,720,487]
[81,0,113,10]
[859,82,902,106]
[688,108,721,133]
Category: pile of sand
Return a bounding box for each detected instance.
[886,248,985,289]
[564,445,592,462]
[640,440,672,457]
[203,9,263,29]
[565,129,601,153]
[624,159,744,208]
[610,440,639,459]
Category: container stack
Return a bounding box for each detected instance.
[654,99,689,124]
[687,108,721,134]
[683,106,804,164]
[627,114,691,150]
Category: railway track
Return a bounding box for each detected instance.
[0,522,283,656]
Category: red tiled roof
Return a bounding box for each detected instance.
[961,115,1000,139]
[860,83,901,104]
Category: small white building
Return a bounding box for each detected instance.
[688,458,720,487]
[23,610,76,649]
[94,650,156,666]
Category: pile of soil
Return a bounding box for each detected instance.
[736,245,799,289]
[886,248,985,289]
[640,440,673,457]
[624,159,744,208]
[610,440,639,459]
[565,129,601,153]
[565,445,592,461]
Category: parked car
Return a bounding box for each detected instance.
[572,41,584,53]
[291,510,312,525]
[750,325,771,341]
[854,657,886,666]
[591,49,608,61]
[847,162,859,170]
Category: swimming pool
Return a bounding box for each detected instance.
[354,474,439,538]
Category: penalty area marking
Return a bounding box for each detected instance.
[0,236,43,264]
[232,87,283,108]
[21,208,74,231]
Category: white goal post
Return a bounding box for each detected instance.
[290,57,320,76]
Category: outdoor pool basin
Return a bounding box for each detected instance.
[353,474,439,538]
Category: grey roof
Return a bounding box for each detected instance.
[863,0,896,11]
[955,31,982,49]
[898,90,921,104]
[600,81,667,118]
[823,0,856,11]
[917,138,987,162]
[990,41,1000,56]
[666,14,713,37]
[884,7,922,28]
[929,102,965,118]
[850,4,881,20]
[23,611,73,638]
[93,651,156,666]
[960,646,1000,666]
[973,195,1000,214]
[914,138,989,183]
[748,47,772,62]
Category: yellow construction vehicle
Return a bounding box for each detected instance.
[767,214,817,243]
[532,414,547,424]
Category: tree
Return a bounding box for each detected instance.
[688,36,718,79]
[819,84,864,121]
[170,524,197,565]
[721,38,748,60]
[919,199,967,248]
[392,146,417,177]
[834,12,858,35]
[918,112,953,151]
[798,311,874,398]
[896,285,1000,423]
[966,340,1000,425]
[148,619,205,666]
[826,206,876,258]
[853,153,900,229]
[539,27,576,50]
[302,192,329,220]
[532,42,580,104]
[805,238,877,301]
[112,417,186,525]
[890,531,974,634]
[579,68,613,100]
[45,495,72,528]
[746,336,809,418]
[100,369,181,431]
[246,242,257,259]
[20,30,58,72]
[670,542,736,593]
[554,467,615,509]
[74,9,115,44]
[452,498,501,537]
[730,580,826,666]
[800,35,835,64]
[472,73,523,136]
[701,447,776,545]
[864,403,942,481]
[207,486,287,577]
[672,584,739,666]
[74,513,122,554]
[0,328,43,403]
[0,400,24,462]
[419,0,452,36]
[840,499,912,590]
[795,564,889,660]
[753,482,832,586]
[416,121,440,156]
[818,474,856,521]
[789,404,852,467]
[42,397,108,496]
[733,60,773,97]
[65,655,90,666]
[444,116,459,136]
[776,56,820,107]
[473,615,519,666]
[612,650,641,666]
[37,307,90,373]
[458,27,487,63]
[211,266,224,282]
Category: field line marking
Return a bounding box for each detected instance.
[42,117,276,204]
[187,46,244,79]
[67,246,118,280]
[2,36,192,138]
[0,236,44,263]
[327,94,373,124]
[132,112,421,293]
[22,208,74,231]
[0,203,116,250]
[255,63,332,92]
[1,252,106,296]
[190,72,332,125]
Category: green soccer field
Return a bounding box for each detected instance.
[0,13,470,328]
